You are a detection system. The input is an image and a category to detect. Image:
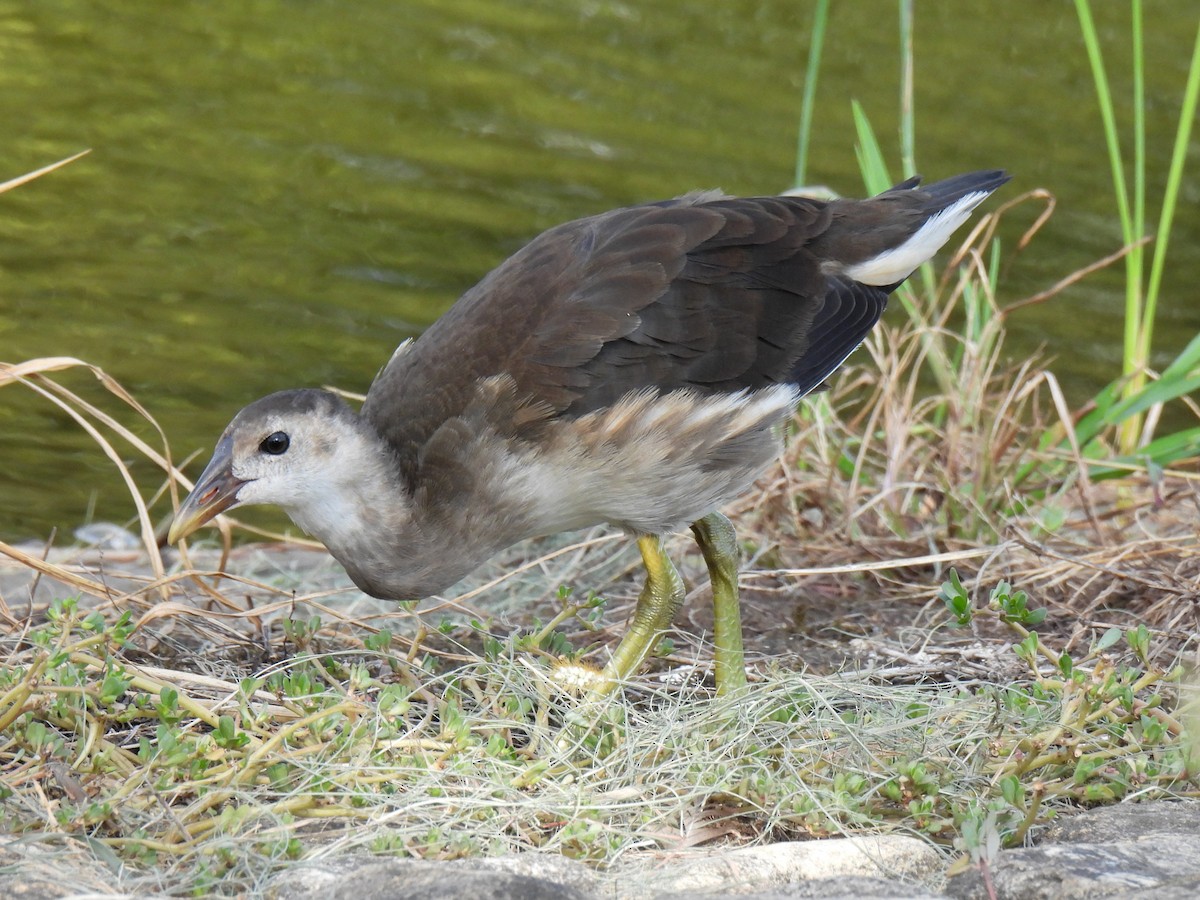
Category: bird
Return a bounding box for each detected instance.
[169,170,1009,698]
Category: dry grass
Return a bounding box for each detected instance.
[2,186,1200,896]
[726,188,1200,661]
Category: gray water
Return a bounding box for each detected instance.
[1,1,1197,540]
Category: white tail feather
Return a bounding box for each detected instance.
[843,190,992,286]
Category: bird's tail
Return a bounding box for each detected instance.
[842,169,1011,287]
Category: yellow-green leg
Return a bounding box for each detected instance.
[592,534,685,699]
[691,512,748,696]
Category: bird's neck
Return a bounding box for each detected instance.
[285,426,500,601]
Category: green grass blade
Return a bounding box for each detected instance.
[1071,372,1200,452]
[852,100,892,194]
[898,0,934,297]
[1087,426,1200,479]
[1140,19,1200,360]
[1069,381,1122,449]
[1074,0,1141,395]
[794,0,830,188]
[898,0,916,178]
[1132,0,1145,273]
[1158,331,1200,382]
[1113,373,1200,424]
[1056,328,1200,450]
[1074,0,1133,248]
[1071,248,1200,454]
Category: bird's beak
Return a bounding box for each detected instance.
[168,435,245,543]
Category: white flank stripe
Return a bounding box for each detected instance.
[843,189,991,286]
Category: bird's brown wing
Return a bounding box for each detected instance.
[362,195,888,475]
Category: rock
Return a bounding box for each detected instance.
[266,841,945,900]
[481,853,606,896]
[650,874,945,899]
[73,522,143,551]
[945,801,1200,900]
[0,836,156,900]
[613,835,942,899]
[265,854,602,900]
[1042,799,1200,844]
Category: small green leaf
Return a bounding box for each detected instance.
[939,568,973,625]
[1073,756,1099,785]
[99,671,131,705]
[1014,633,1039,663]
[26,719,48,749]
[1096,627,1122,652]
[1038,505,1066,534]
[483,636,504,660]
[1127,624,1151,661]
[1140,715,1166,744]
[999,774,1022,806]
[213,714,249,749]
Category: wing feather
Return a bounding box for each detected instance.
[362,194,886,480]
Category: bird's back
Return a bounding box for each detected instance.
[363,172,1009,484]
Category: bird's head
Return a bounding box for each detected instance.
[168,388,387,545]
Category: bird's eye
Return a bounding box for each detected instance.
[259,431,290,455]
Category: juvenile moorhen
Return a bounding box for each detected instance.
[169,170,1009,696]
